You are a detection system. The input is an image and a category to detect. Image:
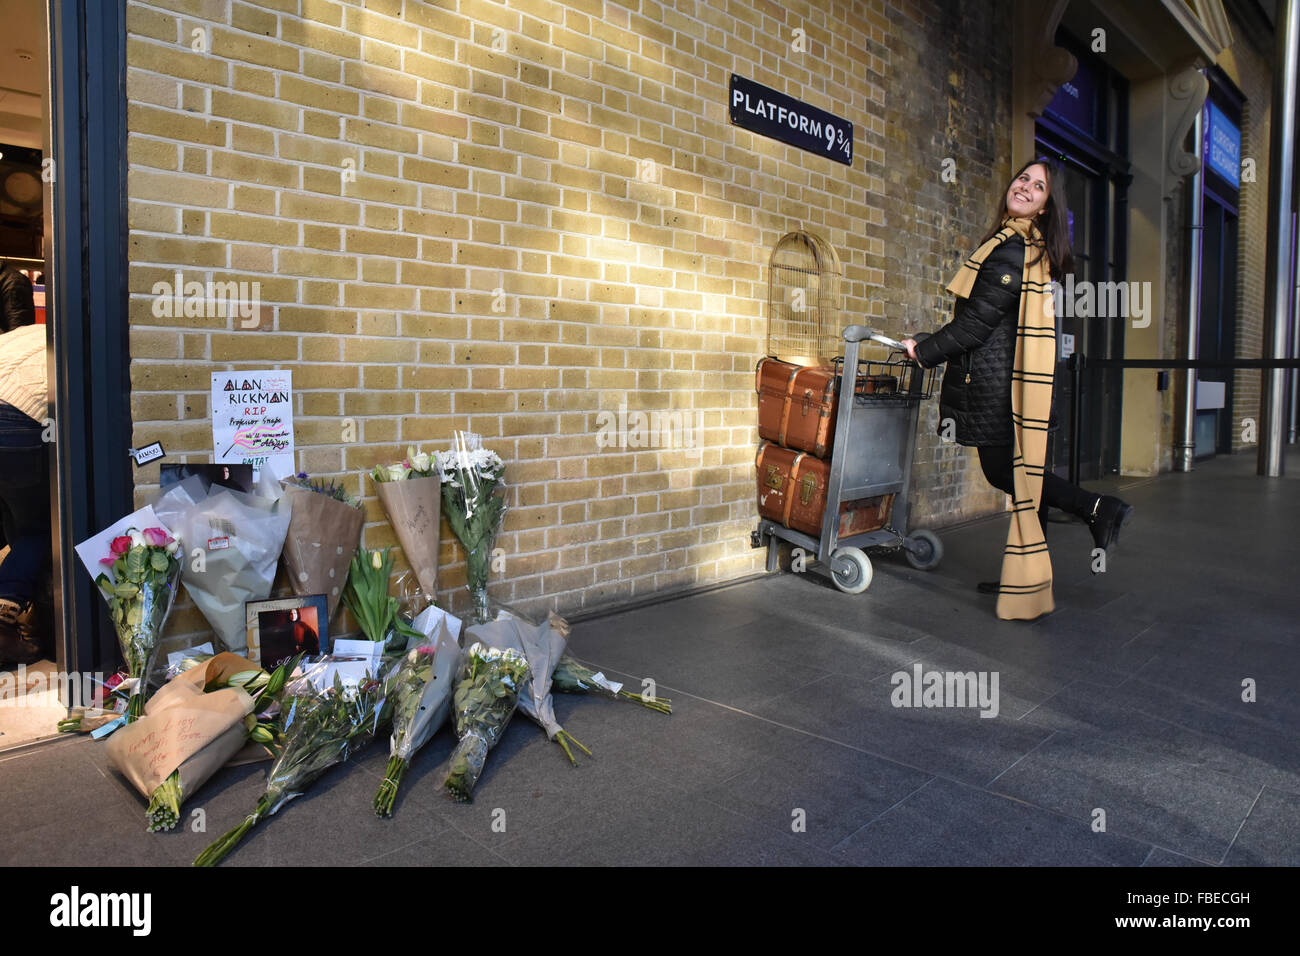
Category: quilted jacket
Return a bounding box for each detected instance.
[914,236,1057,446]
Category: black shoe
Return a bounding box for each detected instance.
[0,598,45,664]
[1087,495,1134,552]
[976,580,1000,594]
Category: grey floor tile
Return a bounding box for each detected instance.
[1221,787,1300,866]
[698,735,934,851]
[989,732,1260,863]
[831,776,1153,866]
[1142,847,1211,866]
[749,671,1054,786]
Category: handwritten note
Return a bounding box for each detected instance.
[212,370,295,480]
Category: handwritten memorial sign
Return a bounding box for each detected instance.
[212,370,295,479]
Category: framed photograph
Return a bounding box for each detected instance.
[245,595,330,669]
[160,462,255,494]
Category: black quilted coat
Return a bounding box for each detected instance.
[914,236,1056,446]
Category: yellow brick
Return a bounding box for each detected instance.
[280,192,361,225]
[300,0,344,27]
[127,37,228,85]
[341,285,418,310]
[211,152,300,188]
[129,104,226,146]
[345,229,417,258]
[212,28,301,71]
[278,249,358,279]
[208,212,296,246]
[343,118,418,153]
[343,61,416,99]
[278,75,359,114]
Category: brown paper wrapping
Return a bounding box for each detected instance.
[106,684,254,799]
[280,484,364,618]
[106,652,268,799]
[375,475,442,597]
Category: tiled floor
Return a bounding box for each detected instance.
[0,447,1295,866]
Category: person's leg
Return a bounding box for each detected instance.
[977,444,1015,495]
[0,404,51,662]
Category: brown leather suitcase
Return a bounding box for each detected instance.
[756,357,838,459]
[756,442,894,537]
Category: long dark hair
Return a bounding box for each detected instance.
[979,157,1074,279]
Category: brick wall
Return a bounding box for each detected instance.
[1225,27,1271,453]
[124,0,1013,636]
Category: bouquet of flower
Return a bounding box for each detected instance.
[373,607,461,817]
[343,548,423,646]
[153,475,291,652]
[467,612,591,765]
[370,447,442,614]
[194,659,391,866]
[436,432,507,624]
[440,642,530,802]
[92,527,183,722]
[109,652,300,833]
[279,473,364,619]
[552,655,672,715]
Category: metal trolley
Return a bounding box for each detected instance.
[752,324,944,594]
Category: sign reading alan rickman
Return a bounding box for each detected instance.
[728,74,853,166]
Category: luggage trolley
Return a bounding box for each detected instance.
[752,324,943,594]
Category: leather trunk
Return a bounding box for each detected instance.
[756,357,838,459]
[756,442,894,537]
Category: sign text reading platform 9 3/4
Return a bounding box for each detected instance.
[728,74,854,166]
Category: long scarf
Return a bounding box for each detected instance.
[947,217,1056,620]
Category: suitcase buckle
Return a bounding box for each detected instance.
[764,465,784,491]
[798,473,817,505]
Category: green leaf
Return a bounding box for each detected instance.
[125,548,146,578]
[150,551,169,573]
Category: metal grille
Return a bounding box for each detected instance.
[766,230,843,366]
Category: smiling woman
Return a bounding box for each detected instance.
[899,158,1134,621]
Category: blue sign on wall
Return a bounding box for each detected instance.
[1204,102,1241,188]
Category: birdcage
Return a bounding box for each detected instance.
[766,231,843,366]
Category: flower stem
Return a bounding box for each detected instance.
[618,690,672,714]
[557,729,592,760]
[146,771,183,832]
[193,797,269,867]
[125,691,145,723]
[374,755,408,817]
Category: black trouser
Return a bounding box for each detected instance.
[977,443,1099,532]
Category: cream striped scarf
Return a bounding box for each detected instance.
[946,216,1056,620]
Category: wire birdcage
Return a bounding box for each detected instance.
[766,231,843,366]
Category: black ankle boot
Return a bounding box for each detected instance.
[1086,495,1134,552]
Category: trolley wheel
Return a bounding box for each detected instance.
[904,529,944,571]
[829,547,873,594]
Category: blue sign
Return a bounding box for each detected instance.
[1204,102,1240,188]
[1046,57,1101,139]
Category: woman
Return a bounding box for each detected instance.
[900,159,1133,620]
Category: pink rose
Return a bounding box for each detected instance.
[110,535,133,557]
[100,557,116,566]
[142,527,173,548]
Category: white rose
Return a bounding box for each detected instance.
[129,530,145,549]
[410,451,431,472]
[165,539,179,555]
[386,463,408,482]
